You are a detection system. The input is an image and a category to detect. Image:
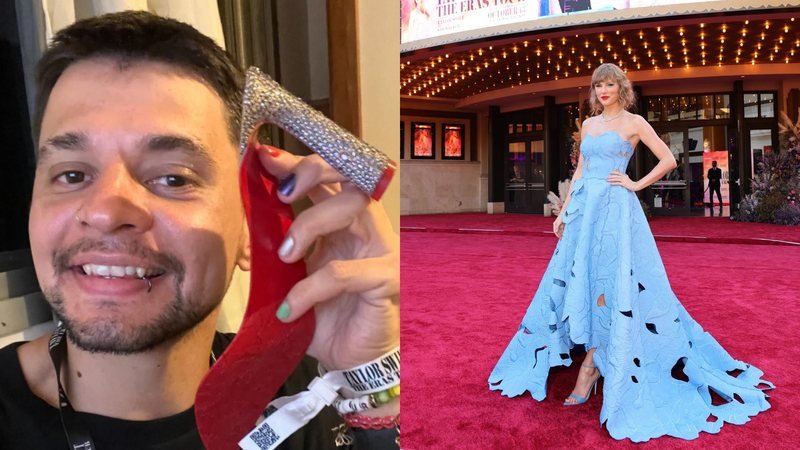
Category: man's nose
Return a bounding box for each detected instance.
[77,165,153,234]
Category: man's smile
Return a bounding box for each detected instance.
[77,263,165,279]
[59,251,176,298]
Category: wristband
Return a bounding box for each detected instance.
[318,347,401,398]
[332,395,375,414]
[239,347,400,450]
[333,384,400,414]
[343,413,399,430]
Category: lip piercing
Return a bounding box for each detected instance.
[142,276,152,293]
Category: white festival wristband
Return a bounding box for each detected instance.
[318,347,401,398]
[239,347,400,450]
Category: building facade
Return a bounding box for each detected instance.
[400,0,800,217]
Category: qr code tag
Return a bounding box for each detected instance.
[240,421,282,450]
[263,405,278,418]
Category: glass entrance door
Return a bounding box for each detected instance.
[648,131,689,215]
[691,126,730,216]
[505,139,545,214]
[647,126,729,216]
[748,128,775,179]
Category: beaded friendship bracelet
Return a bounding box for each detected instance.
[333,415,400,448]
[343,413,400,430]
[372,385,401,406]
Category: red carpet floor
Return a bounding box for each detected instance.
[401,215,799,449]
[401,213,800,245]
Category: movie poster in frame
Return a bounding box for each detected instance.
[442,123,465,160]
[412,122,435,159]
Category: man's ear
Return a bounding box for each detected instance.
[236,221,251,271]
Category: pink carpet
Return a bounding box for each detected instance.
[401,214,799,449]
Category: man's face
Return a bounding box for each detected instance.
[30,59,247,353]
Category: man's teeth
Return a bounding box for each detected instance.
[81,264,157,278]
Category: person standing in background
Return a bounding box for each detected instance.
[708,160,723,215]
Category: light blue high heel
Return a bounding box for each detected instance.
[563,364,601,406]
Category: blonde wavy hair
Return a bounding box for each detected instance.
[589,63,635,115]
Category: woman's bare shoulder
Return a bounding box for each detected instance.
[620,112,645,146]
[581,115,597,134]
[625,112,649,127]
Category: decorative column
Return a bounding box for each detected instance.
[488,105,505,214]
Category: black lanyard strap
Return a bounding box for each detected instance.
[48,324,97,450]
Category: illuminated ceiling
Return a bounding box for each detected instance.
[400,14,800,100]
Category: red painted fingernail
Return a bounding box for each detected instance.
[263,145,281,158]
[250,141,281,158]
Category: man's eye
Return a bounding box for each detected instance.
[57,171,86,184]
[156,175,189,187]
[151,174,202,191]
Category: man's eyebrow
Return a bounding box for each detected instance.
[141,134,218,168]
[37,132,219,170]
[39,132,88,158]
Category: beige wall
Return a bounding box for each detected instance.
[401,162,484,215]
[399,96,489,215]
[400,112,486,215]
[358,0,400,231]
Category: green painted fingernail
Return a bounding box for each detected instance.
[276,301,291,321]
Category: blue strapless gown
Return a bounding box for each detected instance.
[487,131,773,442]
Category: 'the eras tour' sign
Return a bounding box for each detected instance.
[401,0,738,50]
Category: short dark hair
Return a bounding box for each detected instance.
[33,11,243,146]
